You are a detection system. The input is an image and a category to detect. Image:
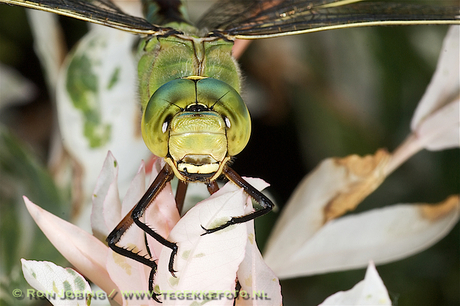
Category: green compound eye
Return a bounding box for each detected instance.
[141,77,251,161]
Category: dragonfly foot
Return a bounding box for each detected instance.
[200,219,235,236]
[168,244,178,278]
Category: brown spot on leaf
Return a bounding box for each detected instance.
[324,149,390,222]
[112,252,132,275]
[244,275,253,287]
[420,195,459,221]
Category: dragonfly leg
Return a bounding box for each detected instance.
[148,267,157,299]
[206,181,220,194]
[201,166,274,235]
[233,279,241,306]
[175,179,188,214]
[106,164,176,301]
[131,165,178,277]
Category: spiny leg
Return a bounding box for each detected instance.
[106,165,173,263]
[201,165,274,235]
[131,165,179,277]
[106,164,175,300]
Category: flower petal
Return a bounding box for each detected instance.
[23,197,121,304]
[264,150,389,267]
[411,26,460,132]
[106,252,156,306]
[92,151,122,241]
[105,158,177,306]
[22,259,92,306]
[56,24,151,211]
[156,182,249,306]
[120,160,146,217]
[267,195,459,279]
[232,40,252,60]
[236,234,282,306]
[236,179,282,306]
[415,98,460,150]
[318,262,391,306]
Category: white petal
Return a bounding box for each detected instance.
[318,262,391,306]
[120,160,146,217]
[91,151,122,240]
[415,98,460,150]
[106,251,155,306]
[236,180,282,306]
[411,26,460,131]
[268,196,459,279]
[105,158,177,306]
[23,197,121,304]
[156,182,249,306]
[264,151,389,269]
[22,259,92,306]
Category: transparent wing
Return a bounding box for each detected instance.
[197,0,460,39]
[0,0,170,35]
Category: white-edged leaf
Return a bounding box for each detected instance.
[318,262,391,306]
[56,24,150,207]
[22,259,91,306]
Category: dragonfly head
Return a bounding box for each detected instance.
[142,77,251,182]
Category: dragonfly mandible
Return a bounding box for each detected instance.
[1,0,459,301]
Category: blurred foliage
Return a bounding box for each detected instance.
[0,1,458,306]
[0,7,72,306]
[0,126,70,306]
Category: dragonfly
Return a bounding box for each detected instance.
[1,0,459,301]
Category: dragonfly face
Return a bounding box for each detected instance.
[142,76,251,182]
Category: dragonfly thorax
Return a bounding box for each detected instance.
[142,77,251,182]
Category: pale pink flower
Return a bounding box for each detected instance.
[23,152,282,306]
